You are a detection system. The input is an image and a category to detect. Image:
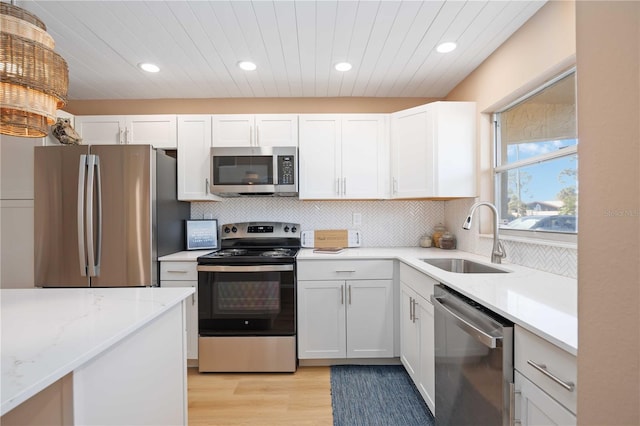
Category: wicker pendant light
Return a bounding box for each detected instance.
[0,2,68,138]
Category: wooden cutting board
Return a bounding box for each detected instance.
[313,229,349,248]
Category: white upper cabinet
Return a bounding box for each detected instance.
[299,114,388,200]
[298,115,341,199]
[390,101,476,198]
[212,114,298,147]
[75,115,123,145]
[75,115,177,148]
[177,115,219,201]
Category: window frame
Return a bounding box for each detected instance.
[493,68,577,244]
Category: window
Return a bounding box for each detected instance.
[494,70,577,237]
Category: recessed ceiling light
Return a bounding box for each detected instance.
[436,42,457,53]
[238,61,257,71]
[138,63,160,73]
[334,62,352,72]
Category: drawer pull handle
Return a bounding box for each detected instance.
[527,360,575,392]
[335,270,356,273]
[167,270,188,273]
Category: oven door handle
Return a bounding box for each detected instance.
[197,264,294,272]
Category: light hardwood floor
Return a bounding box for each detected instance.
[187,367,333,426]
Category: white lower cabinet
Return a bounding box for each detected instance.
[399,263,436,413]
[160,261,198,363]
[515,325,577,425]
[297,260,394,359]
[516,372,576,426]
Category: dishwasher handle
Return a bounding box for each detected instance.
[431,294,501,349]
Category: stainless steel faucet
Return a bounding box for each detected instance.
[462,201,506,264]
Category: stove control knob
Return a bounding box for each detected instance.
[231,226,238,233]
[291,226,297,233]
[284,226,290,232]
[224,227,231,234]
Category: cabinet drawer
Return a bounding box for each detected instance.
[399,263,437,299]
[297,260,393,281]
[515,325,577,414]
[160,261,197,281]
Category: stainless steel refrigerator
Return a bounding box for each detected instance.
[34,145,190,287]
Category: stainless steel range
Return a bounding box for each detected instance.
[197,221,300,373]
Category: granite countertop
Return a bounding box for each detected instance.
[297,247,577,355]
[0,287,195,416]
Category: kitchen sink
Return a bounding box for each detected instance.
[421,258,510,274]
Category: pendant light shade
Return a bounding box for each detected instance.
[0,2,68,138]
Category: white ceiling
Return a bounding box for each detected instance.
[17,0,546,100]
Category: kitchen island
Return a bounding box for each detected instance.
[1,287,194,425]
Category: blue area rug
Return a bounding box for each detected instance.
[330,365,435,426]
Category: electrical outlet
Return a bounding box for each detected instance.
[353,213,362,226]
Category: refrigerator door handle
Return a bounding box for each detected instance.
[78,155,88,276]
[94,155,103,276]
[86,155,102,277]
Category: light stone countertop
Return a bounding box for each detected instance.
[297,247,577,355]
[0,287,194,416]
[159,250,213,262]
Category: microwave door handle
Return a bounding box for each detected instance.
[77,155,88,277]
[273,154,279,185]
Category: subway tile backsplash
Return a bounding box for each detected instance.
[191,198,576,278]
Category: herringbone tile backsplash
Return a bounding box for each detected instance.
[192,199,445,247]
[192,198,577,278]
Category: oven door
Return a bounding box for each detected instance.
[197,264,295,336]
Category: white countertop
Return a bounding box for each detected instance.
[298,247,577,355]
[0,287,195,416]
[159,250,212,262]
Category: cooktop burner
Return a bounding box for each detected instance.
[197,221,301,265]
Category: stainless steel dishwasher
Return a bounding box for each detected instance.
[431,284,514,426]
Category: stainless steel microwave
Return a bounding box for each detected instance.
[210,146,298,196]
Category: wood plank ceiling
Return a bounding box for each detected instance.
[19,0,546,100]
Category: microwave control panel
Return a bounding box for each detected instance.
[277,155,296,185]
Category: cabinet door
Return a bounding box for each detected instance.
[255,114,298,147]
[75,116,125,145]
[431,102,476,197]
[298,115,342,199]
[212,115,253,147]
[400,283,420,381]
[0,135,44,199]
[126,115,177,148]
[161,280,198,360]
[417,294,435,413]
[177,115,216,201]
[516,372,576,426]
[297,280,346,359]
[390,106,434,198]
[341,115,388,199]
[0,200,34,288]
[346,279,394,358]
